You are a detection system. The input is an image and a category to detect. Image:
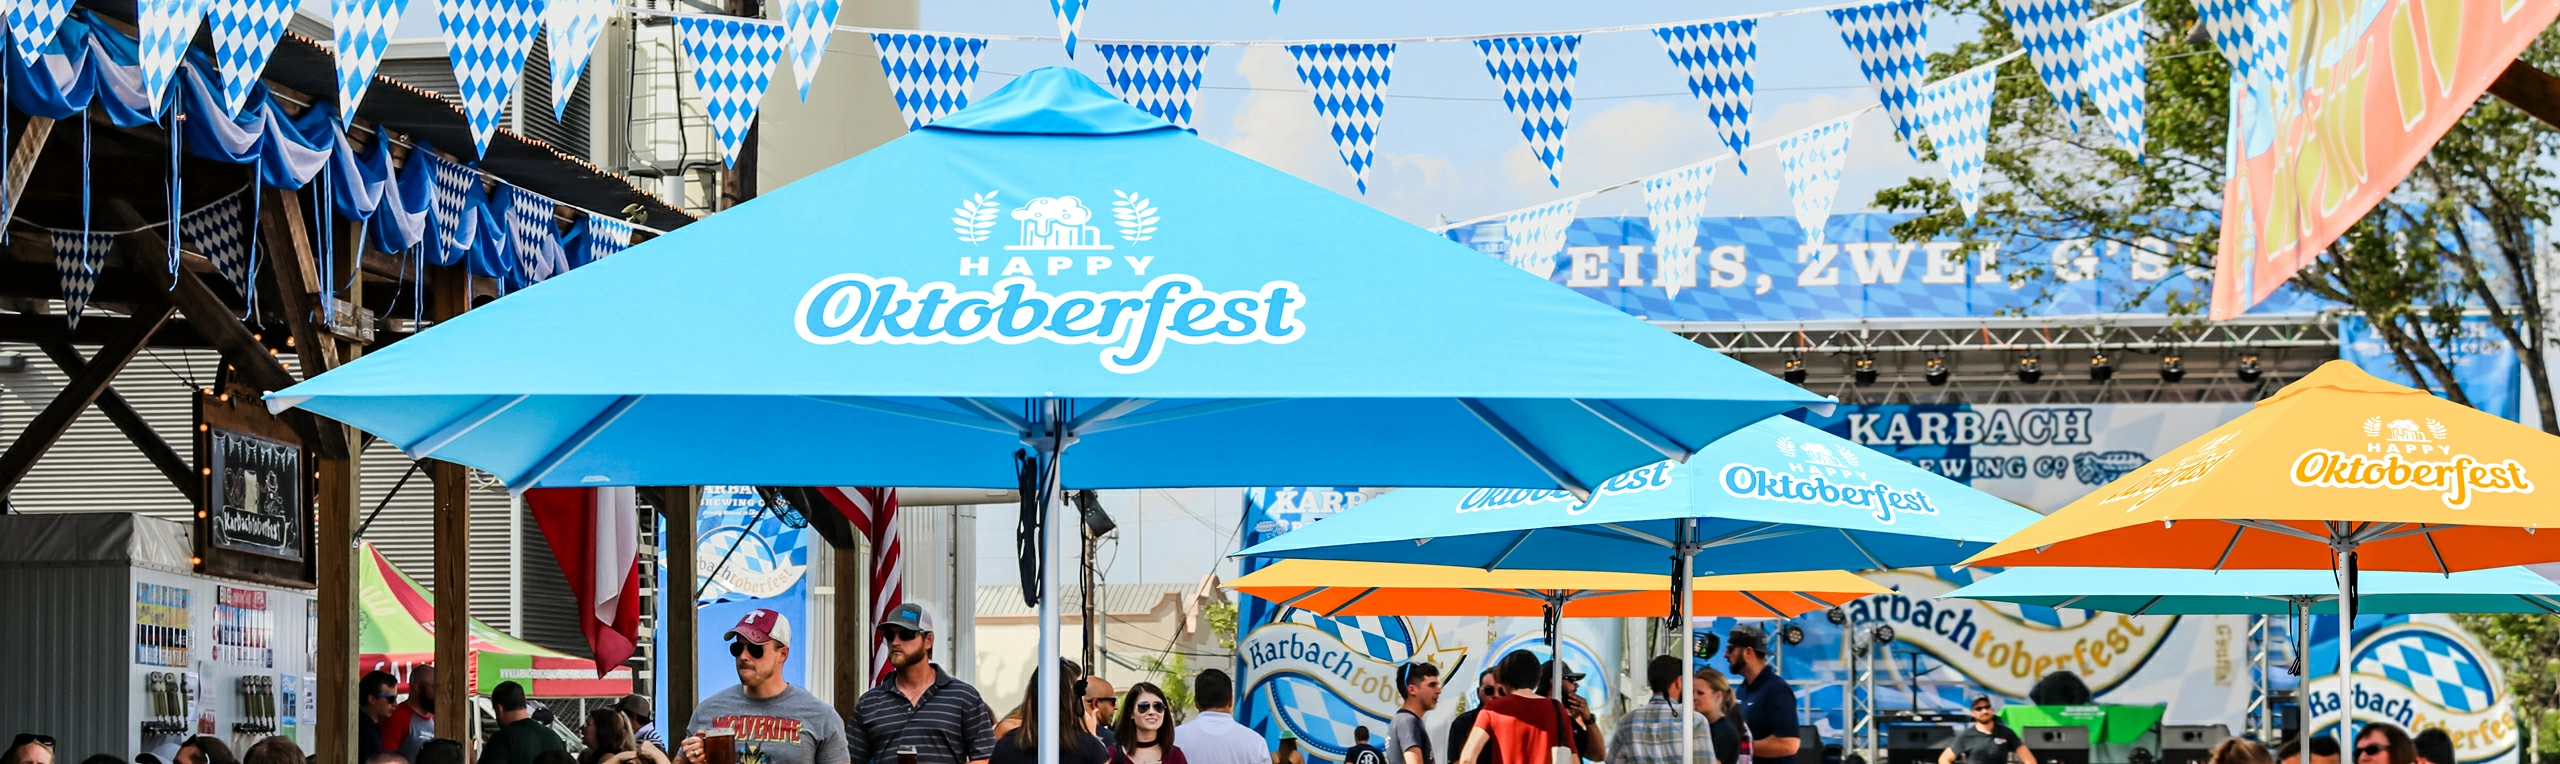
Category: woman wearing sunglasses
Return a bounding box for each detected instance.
[2352,724,2417,764]
[1108,683,1187,764]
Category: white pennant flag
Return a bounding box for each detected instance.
[1654,20,1759,173]
[209,0,297,115]
[440,0,546,153]
[676,15,789,166]
[872,33,987,131]
[781,0,840,101]
[544,0,613,120]
[1286,43,1396,195]
[1777,116,1856,245]
[1475,35,1580,187]
[1095,44,1210,129]
[1918,64,1995,220]
[331,0,413,121]
[139,0,215,117]
[2082,3,2148,158]
[1996,0,2089,126]
[1827,0,1929,159]
[1498,198,1581,279]
[1050,0,1086,57]
[1641,161,1717,298]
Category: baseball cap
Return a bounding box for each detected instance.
[1726,626,1769,653]
[616,693,654,724]
[138,743,180,764]
[726,608,794,647]
[1540,660,1587,682]
[879,602,935,634]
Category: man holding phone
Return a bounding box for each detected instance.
[679,609,852,764]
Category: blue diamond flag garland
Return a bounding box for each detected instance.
[1777,115,1856,245]
[677,15,788,167]
[2247,0,2289,110]
[441,0,545,154]
[581,215,632,264]
[1050,0,1085,58]
[545,0,612,120]
[873,33,986,131]
[505,183,564,283]
[1095,44,1209,129]
[1286,43,1396,195]
[2082,3,2147,158]
[426,149,483,264]
[51,229,111,329]
[1996,0,2089,126]
[210,0,297,115]
[1641,160,1717,297]
[1919,63,1995,221]
[140,0,216,117]
[1655,19,1758,173]
[9,0,75,64]
[332,0,411,121]
[1827,0,1930,159]
[180,190,254,298]
[781,0,840,101]
[1498,198,1580,279]
[1475,35,1580,188]
[2193,0,2253,69]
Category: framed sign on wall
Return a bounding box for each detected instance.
[196,385,316,588]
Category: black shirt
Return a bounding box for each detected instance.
[481,718,569,764]
[1735,670,1799,744]
[849,666,998,764]
[992,733,1107,764]
[360,715,386,762]
[1447,709,1501,764]
[1948,724,2021,764]
[1709,717,1741,764]
[1348,744,1387,764]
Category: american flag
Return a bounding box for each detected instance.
[820,487,901,684]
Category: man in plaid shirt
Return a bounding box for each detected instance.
[1609,656,1715,764]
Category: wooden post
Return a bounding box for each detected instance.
[315,429,361,764]
[2489,59,2560,130]
[426,261,475,757]
[834,536,868,715]
[0,298,172,495]
[660,487,701,731]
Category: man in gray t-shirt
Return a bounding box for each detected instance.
[680,610,852,764]
[1388,663,1443,764]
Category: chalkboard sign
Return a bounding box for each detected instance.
[196,386,315,587]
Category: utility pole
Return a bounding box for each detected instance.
[1075,491,1115,675]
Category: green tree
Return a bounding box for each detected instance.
[1204,601,1240,651]
[2455,614,2560,760]
[1142,653,1197,717]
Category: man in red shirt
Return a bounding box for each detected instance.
[1456,651,1572,764]
[382,664,438,761]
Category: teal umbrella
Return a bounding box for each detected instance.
[1941,565,2560,617]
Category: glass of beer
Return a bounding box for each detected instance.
[899,748,919,764]
[702,728,738,764]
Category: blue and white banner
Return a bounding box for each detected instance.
[1286,43,1395,195]
[51,229,111,329]
[2082,3,2147,157]
[9,0,77,63]
[694,486,811,692]
[1096,44,1211,130]
[1918,64,1994,220]
[779,0,839,101]
[873,33,987,131]
[1827,0,1929,158]
[331,0,411,119]
[1443,213,2331,322]
[1655,19,1758,171]
[1495,198,1581,278]
[2339,315,2521,421]
[1049,0,1085,57]
[439,0,544,154]
[1996,0,2089,126]
[425,149,483,266]
[209,0,297,115]
[138,0,214,117]
[677,15,788,167]
[180,189,254,299]
[1641,162,1717,281]
[1778,117,1855,246]
[1475,35,1580,188]
[2303,615,2519,764]
[544,0,613,119]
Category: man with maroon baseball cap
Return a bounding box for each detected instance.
[677,609,850,764]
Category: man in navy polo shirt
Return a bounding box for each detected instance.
[1723,627,1800,763]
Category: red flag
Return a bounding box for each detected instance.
[817,487,900,684]
[529,487,643,675]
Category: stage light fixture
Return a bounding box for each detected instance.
[1852,356,1879,385]
[2160,354,2185,383]
[1871,624,1896,644]
[1924,356,1950,386]
[2088,352,2115,382]
[1825,607,1847,625]
[2237,353,2265,382]
[1783,356,1808,384]
[2015,356,2043,384]
[1779,623,1807,646]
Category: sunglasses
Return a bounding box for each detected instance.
[1090,698,1119,707]
[729,640,768,659]
[881,627,924,642]
[2357,746,2389,758]
[1134,701,1168,714]
[9,735,53,752]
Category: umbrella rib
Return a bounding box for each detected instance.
[2422,525,2450,576]
[1835,528,1888,570]
[2527,596,2560,616]
[1075,398,1290,436]
[2054,595,2088,608]
[2226,519,2329,543]
[1573,399,1691,462]
[1272,588,1327,611]
[407,394,529,459]
[1459,398,1594,501]
[1465,588,1557,602]
[1483,529,1538,571]
[943,397,1036,434]
[1321,587,1382,617]
[2129,594,2166,616]
[1739,590,1784,618]
[509,395,643,489]
[1701,524,1817,550]
[1065,398,1156,431]
[1599,523,1675,548]
[2211,525,2246,572]
[802,396,1022,434]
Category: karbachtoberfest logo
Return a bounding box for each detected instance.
[1454,460,1679,515]
[799,190,1305,374]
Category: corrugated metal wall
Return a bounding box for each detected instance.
[897,504,978,684]
[0,564,128,761]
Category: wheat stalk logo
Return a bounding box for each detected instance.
[2426,418,2449,441]
[952,191,1000,244]
[2363,417,2383,437]
[1112,190,1159,243]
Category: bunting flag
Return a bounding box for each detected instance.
[811,487,902,684]
[578,214,632,264]
[544,0,613,120]
[426,150,483,265]
[440,0,545,154]
[139,0,216,117]
[1776,116,1855,245]
[2246,0,2289,108]
[209,0,297,115]
[526,487,644,676]
[1475,35,1580,187]
[2081,3,2147,157]
[331,0,412,121]
[51,230,111,328]
[2192,0,2254,69]
[1286,43,1396,195]
[1827,0,1929,159]
[1995,0,2088,125]
[9,0,76,62]
[1640,161,1716,297]
[1918,64,1995,220]
[872,33,986,131]
[1497,197,1580,279]
[1095,44,1210,129]
[1050,0,1085,57]
[505,183,565,282]
[1654,20,1758,173]
[180,191,254,298]
[781,0,840,101]
[677,15,788,167]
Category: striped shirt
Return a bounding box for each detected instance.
[1608,698,1714,764]
[849,665,998,764]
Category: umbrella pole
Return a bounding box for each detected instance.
[1678,518,1696,764]
[2333,541,2356,753]
[1036,401,1069,764]
[1547,596,1565,703]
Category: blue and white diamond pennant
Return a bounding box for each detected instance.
[140,0,216,117]
[51,229,111,329]
[1827,0,1929,159]
[1919,63,1995,220]
[1996,0,2089,125]
[2082,3,2147,157]
[780,0,839,101]
[1498,198,1580,279]
[332,0,412,120]
[1655,20,1757,173]
[872,33,985,131]
[180,190,254,297]
[581,214,632,264]
[2193,0,2253,69]
[426,149,483,264]
[1049,0,1085,57]
[677,15,787,167]
[210,0,297,115]
[1777,115,1856,245]
[440,0,545,154]
[9,0,75,64]
[1475,35,1580,188]
[505,183,564,282]
[2248,0,2289,109]
[1286,43,1395,195]
[1641,160,1716,297]
[545,0,612,120]
[1095,44,1209,129]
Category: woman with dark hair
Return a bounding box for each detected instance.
[2204,739,2274,764]
[2355,724,2418,764]
[994,660,1110,764]
[584,706,670,764]
[1109,683,1187,764]
[1457,650,1571,764]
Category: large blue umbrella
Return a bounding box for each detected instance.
[269,68,1826,764]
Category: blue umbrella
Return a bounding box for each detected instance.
[269,68,1826,764]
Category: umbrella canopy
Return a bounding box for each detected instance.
[1234,415,2043,575]
[1228,559,1885,618]
[358,542,634,697]
[1941,566,2560,615]
[266,67,1825,494]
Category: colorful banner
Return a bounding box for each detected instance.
[695,486,811,693]
[2207,0,2560,319]
[136,583,194,668]
[2304,615,2519,764]
[1446,215,2330,323]
[2338,315,2520,421]
[1798,403,2254,511]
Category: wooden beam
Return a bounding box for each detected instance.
[315,430,361,764]
[2489,59,2560,130]
[430,459,474,759]
[33,340,200,504]
[658,486,702,730]
[1,116,56,219]
[834,536,868,715]
[0,298,173,496]
[258,187,341,374]
[104,199,298,393]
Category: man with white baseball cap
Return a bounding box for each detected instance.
[677,609,851,764]
[847,602,995,764]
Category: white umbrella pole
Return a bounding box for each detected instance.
[2334,543,2356,752]
[1037,403,1069,764]
[1678,544,1696,764]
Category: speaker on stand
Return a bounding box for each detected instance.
[2022,726,2091,764]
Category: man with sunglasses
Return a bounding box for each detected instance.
[3,733,52,764]
[679,609,851,764]
[1085,676,1120,749]
[847,603,995,764]
[359,671,400,762]
[1939,696,2034,764]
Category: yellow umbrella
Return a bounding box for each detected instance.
[1229,559,1885,618]
[1965,360,2560,745]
